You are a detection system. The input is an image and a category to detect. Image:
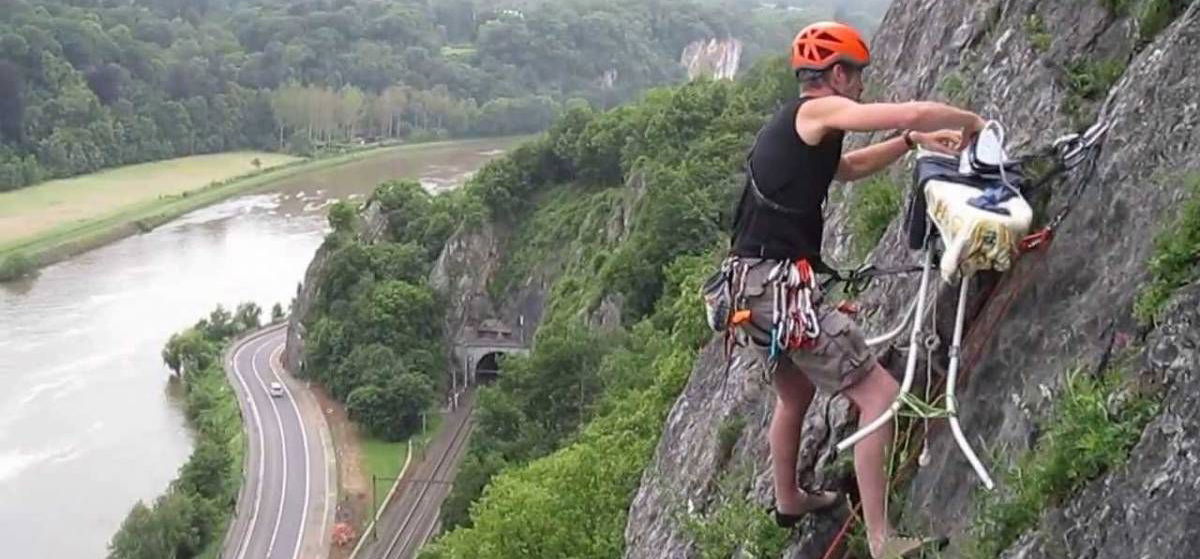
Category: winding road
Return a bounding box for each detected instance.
[222,325,336,559]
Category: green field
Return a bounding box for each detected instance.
[440,44,477,61]
[0,144,434,269]
[361,415,441,517]
[0,151,300,245]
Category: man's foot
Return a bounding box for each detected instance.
[869,535,948,559]
[772,489,839,528]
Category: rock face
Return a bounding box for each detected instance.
[625,2,1200,558]
[431,172,645,380]
[681,38,743,81]
[1002,283,1200,557]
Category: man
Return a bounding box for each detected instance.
[729,21,985,559]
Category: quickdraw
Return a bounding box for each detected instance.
[1018,119,1110,252]
[723,258,753,359]
[823,263,926,298]
[767,258,821,360]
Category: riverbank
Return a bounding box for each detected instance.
[109,311,269,559]
[0,139,504,278]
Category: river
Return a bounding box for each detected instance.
[0,137,522,558]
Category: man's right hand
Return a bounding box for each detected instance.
[959,115,987,151]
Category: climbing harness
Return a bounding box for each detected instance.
[834,118,1110,490]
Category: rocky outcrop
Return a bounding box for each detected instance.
[681,38,743,81]
[625,2,1200,557]
[282,201,386,373]
[432,171,646,374]
[1001,283,1200,558]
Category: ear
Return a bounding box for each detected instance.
[830,63,849,85]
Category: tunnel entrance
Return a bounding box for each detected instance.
[475,352,504,384]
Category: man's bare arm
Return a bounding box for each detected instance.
[801,96,984,142]
[836,130,963,182]
[835,135,909,181]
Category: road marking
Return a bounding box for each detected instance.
[318,393,334,553]
[248,333,289,557]
[232,334,269,559]
[268,339,312,559]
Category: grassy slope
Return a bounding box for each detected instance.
[361,415,440,516]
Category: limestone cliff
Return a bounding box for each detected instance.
[681,38,744,81]
[624,2,1200,558]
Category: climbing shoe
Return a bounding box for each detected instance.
[769,489,839,528]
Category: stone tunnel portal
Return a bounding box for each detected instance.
[476,351,504,383]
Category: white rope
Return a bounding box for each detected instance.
[983,120,1025,200]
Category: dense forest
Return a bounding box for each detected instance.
[0,0,880,191]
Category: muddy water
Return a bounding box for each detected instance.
[0,137,521,558]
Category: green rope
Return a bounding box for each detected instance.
[894,391,955,419]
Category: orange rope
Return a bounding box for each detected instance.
[821,504,860,559]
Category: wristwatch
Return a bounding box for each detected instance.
[902,130,916,150]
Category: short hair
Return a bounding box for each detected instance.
[796,68,828,89]
[796,63,862,90]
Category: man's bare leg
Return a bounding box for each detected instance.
[841,363,902,555]
[769,362,816,513]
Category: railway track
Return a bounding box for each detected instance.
[375,392,475,559]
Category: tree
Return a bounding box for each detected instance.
[350,280,440,349]
[271,302,285,322]
[328,200,358,233]
[203,305,237,339]
[107,493,202,559]
[162,329,216,376]
[234,302,262,332]
[337,86,366,140]
[330,343,399,400]
[346,372,434,440]
[177,439,232,498]
[84,64,128,106]
[0,61,24,143]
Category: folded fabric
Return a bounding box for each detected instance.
[907,154,1027,249]
[967,185,1018,215]
[924,175,1033,282]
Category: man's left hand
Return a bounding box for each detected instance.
[913,130,963,155]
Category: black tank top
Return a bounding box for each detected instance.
[731,97,844,263]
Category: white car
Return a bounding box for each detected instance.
[269,381,285,398]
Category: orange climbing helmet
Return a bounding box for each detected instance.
[790,21,871,72]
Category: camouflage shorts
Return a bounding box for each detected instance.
[737,259,875,393]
